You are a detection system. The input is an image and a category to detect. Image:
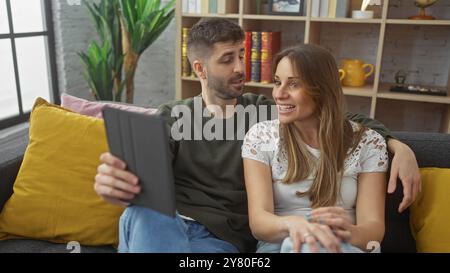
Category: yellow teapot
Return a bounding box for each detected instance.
[341,59,374,87]
[338,69,346,82]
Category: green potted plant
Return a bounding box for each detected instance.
[79,0,175,103]
[79,0,123,101]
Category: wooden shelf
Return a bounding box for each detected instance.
[183,78,274,90]
[182,76,199,82]
[244,85,376,98]
[184,78,450,103]
[176,0,450,133]
[310,18,382,24]
[184,77,374,98]
[377,92,450,105]
[343,86,375,97]
[243,15,307,21]
[386,19,450,26]
[245,82,273,88]
[377,91,450,104]
[182,13,240,19]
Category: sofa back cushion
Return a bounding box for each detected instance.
[61,93,157,118]
[394,132,450,169]
[0,98,124,246]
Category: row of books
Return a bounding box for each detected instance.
[181,28,281,84]
[182,0,350,18]
[312,0,351,18]
[182,0,236,15]
[245,31,281,84]
[181,28,195,78]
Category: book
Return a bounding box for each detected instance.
[311,0,321,17]
[256,0,261,15]
[208,0,217,14]
[181,28,191,77]
[260,54,271,84]
[188,0,197,14]
[319,0,329,18]
[251,61,261,83]
[182,0,189,13]
[244,32,252,82]
[196,0,202,14]
[336,0,350,18]
[261,32,281,84]
[250,32,261,82]
[251,31,261,51]
[201,0,209,14]
[261,32,281,55]
[217,0,237,14]
[328,0,337,18]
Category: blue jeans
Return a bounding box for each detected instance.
[118,206,239,253]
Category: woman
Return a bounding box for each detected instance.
[241,44,388,253]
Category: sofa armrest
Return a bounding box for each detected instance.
[0,156,23,212]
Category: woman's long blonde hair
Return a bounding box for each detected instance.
[273,44,365,208]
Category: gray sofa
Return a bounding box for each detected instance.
[0,129,449,253]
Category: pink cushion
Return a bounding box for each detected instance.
[61,93,157,118]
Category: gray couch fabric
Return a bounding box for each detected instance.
[0,126,28,163]
[0,239,116,253]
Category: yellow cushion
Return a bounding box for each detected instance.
[410,168,450,253]
[0,98,124,246]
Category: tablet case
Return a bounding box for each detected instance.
[102,107,176,217]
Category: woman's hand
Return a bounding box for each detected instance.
[309,207,354,242]
[283,215,342,253]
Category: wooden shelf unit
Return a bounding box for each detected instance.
[176,0,450,133]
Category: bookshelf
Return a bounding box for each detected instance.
[176,0,450,133]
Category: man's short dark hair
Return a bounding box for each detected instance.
[187,18,244,62]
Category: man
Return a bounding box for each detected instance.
[94,18,421,253]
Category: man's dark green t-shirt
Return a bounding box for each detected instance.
[156,93,392,253]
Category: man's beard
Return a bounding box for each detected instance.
[207,72,245,100]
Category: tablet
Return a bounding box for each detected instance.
[102,107,176,217]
